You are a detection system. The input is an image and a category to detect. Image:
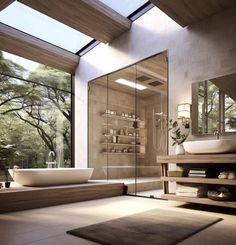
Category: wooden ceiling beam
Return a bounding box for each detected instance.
[0,0,14,11]
[150,0,236,27]
[19,0,131,43]
[0,24,79,74]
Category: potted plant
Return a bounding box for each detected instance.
[169,120,189,155]
[0,141,16,188]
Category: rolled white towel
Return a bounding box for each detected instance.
[218,171,228,179]
[228,172,236,180]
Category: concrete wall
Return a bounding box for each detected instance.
[75,7,236,167]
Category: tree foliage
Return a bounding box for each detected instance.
[0,51,71,168]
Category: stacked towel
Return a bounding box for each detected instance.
[176,185,207,198]
[188,168,207,178]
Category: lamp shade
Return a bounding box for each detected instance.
[177,103,191,119]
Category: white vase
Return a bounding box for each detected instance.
[175,144,185,155]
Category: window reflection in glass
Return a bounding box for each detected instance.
[225,95,236,132]
[197,80,219,134]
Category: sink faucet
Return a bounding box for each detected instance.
[214,130,220,139]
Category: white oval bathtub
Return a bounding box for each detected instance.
[8,168,94,187]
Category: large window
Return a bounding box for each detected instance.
[0,51,72,168]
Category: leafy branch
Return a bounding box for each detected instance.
[169,119,189,146]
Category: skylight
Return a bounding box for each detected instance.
[0,1,93,53]
[99,0,149,17]
[115,79,147,90]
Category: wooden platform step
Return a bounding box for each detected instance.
[0,182,124,213]
[127,179,162,193]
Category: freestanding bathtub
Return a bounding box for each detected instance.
[8,168,94,187]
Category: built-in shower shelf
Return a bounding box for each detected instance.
[102,152,141,155]
[103,134,140,139]
[102,123,141,129]
[103,165,157,169]
[101,113,142,122]
[101,142,141,147]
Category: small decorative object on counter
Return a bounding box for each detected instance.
[169,119,189,155]
[128,147,134,153]
[175,144,185,155]
[120,129,124,135]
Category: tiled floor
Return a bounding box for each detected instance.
[0,196,236,245]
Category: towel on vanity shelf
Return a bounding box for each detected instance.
[176,185,207,198]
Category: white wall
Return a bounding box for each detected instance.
[74,7,236,167]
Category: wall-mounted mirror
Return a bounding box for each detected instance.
[192,73,236,135]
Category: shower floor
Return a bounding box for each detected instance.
[91,177,163,193]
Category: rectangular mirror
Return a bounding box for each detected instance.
[192,73,236,135]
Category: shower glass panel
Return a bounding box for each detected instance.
[134,53,168,198]
[88,52,168,197]
[106,66,136,188]
[88,75,108,180]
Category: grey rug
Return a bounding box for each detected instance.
[67,209,222,245]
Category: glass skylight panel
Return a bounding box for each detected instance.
[99,0,149,17]
[0,2,93,53]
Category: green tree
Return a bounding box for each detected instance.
[0,52,72,167]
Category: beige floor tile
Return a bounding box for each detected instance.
[0,196,235,245]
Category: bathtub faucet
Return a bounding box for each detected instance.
[49,151,55,158]
[48,151,56,162]
[213,130,220,140]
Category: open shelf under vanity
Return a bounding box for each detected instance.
[157,154,236,208]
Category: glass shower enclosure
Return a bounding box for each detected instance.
[88,52,168,198]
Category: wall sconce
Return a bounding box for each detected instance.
[177,103,191,128]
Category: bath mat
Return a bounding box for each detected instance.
[67,208,222,245]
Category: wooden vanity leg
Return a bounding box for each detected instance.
[161,163,169,194]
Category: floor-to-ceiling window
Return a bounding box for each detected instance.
[0,51,72,169]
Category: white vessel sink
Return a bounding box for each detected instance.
[183,139,236,154]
